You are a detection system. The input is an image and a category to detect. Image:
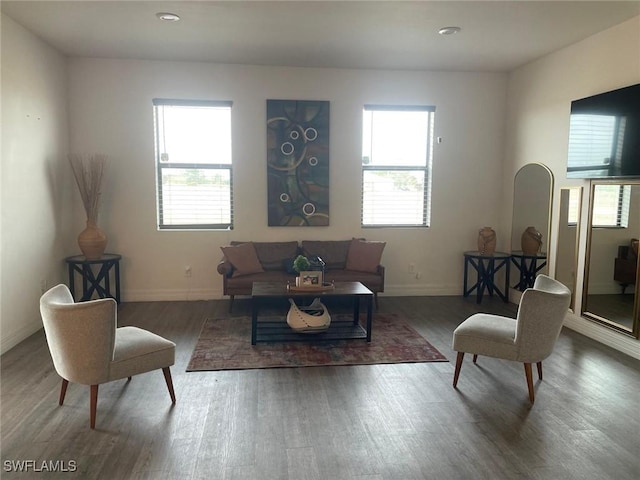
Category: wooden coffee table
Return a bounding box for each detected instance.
[251,281,374,345]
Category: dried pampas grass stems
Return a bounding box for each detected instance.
[68,154,107,223]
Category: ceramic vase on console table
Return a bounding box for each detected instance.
[77,220,107,260]
[69,154,108,260]
[521,226,542,255]
[477,227,497,255]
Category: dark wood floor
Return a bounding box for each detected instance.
[2,296,639,479]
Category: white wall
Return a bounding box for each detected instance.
[505,16,640,358]
[67,59,508,301]
[7,10,637,358]
[1,14,72,354]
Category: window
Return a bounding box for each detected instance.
[361,105,435,227]
[153,99,233,230]
[592,184,631,228]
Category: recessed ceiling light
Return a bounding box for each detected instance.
[156,12,180,22]
[439,26,461,35]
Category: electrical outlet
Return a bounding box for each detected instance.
[408,263,416,274]
[184,266,192,277]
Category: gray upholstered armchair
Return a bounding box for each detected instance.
[452,274,570,403]
[40,284,176,428]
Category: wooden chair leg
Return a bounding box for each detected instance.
[524,363,535,403]
[453,352,465,388]
[472,354,478,363]
[90,384,99,429]
[59,379,69,406]
[163,367,176,404]
[536,362,543,380]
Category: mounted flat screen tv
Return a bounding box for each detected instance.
[566,83,640,179]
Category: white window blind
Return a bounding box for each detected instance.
[361,106,435,227]
[619,184,631,228]
[592,184,630,228]
[153,99,233,230]
[567,114,618,177]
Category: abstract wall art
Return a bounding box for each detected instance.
[266,99,329,226]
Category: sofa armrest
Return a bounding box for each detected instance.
[217,258,234,277]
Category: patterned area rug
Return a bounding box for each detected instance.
[187,313,448,371]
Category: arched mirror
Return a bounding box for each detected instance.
[583,180,640,337]
[511,163,553,291]
[554,187,582,310]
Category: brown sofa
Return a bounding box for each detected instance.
[217,239,385,311]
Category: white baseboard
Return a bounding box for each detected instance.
[383,283,460,296]
[123,288,222,302]
[563,311,640,360]
[1,320,42,355]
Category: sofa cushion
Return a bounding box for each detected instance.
[229,241,299,271]
[301,240,352,270]
[253,241,300,271]
[224,270,294,291]
[345,238,386,273]
[283,257,297,274]
[221,243,264,277]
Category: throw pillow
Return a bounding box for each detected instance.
[221,242,264,277]
[345,238,386,273]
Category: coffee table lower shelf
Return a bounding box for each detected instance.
[254,319,367,344]
[251,281,374,345]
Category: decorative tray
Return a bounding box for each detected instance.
[287,282,335,292]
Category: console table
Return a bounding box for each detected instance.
[65,253,121,303]
[463,251,510,304]
[510,251,547,291]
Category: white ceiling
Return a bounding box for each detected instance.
[2,1,640,72]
